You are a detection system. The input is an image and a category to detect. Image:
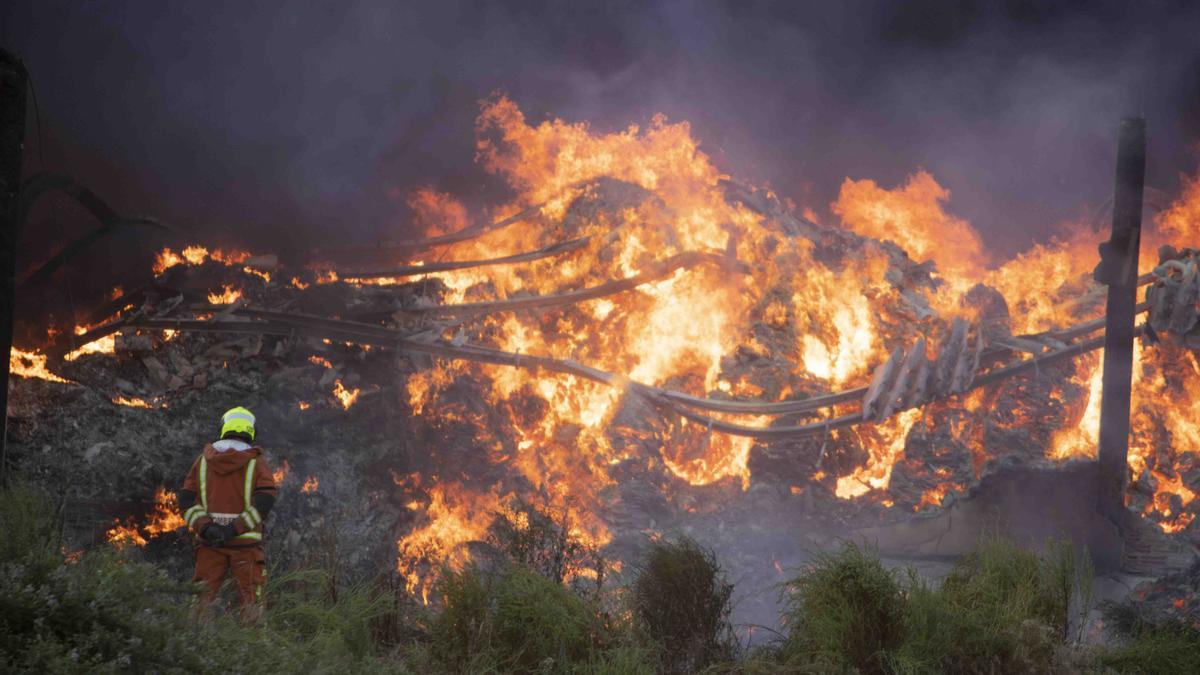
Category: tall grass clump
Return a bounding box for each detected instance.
[779,540,906,674]
[775,537,1096,674]
[895,537,1094,673]
[631,536,736,673]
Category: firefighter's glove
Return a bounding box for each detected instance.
[201,523,226,544]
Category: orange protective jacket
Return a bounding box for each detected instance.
[181,444,278,546]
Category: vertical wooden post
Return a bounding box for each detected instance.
[1096,117,1146,524]
[0,49,28,488]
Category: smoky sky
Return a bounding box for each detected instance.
[3,0,1200,294]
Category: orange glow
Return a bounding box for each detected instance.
[333,379,360,409]
[409,187,470,238]
[105,487,185,548]
[113,395,153,408]
[243,266,271,283]
[301,476,319,494]
[835,410,921,499]
[397,482,502,604]
[915,481,965,512]
[206,285,243,304]
[153,245,251,275]
[298,401,311,411]
[106,518,147,548]
[833,171,986,281]
[64,323,115,362]
[10,348,68,383]
[309,355,332,368]
[273,459,291,484]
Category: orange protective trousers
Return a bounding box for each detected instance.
[193,545,266,619]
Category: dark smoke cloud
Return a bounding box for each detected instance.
[3,0,1199,300]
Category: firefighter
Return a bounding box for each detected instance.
[177,406,278,622]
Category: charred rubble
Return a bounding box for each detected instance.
[7,174,1200,627]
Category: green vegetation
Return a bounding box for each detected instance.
[2,483,1194,673]
[631,537,737,673]
[779,541,907,673]
[773,538,1099,673]
[1097,599,1200,674]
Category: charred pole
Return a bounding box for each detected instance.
[1095,117,1146,524]
[0,49,28,488]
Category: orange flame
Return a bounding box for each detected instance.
[105,487,185,548]
[273,459,291,484]
[333,379,360,409]
[9,348,69,383]
[206,285,243,304]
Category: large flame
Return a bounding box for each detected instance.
[387,97,1200,589]
[15,96,1200,588]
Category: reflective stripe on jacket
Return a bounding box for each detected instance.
[182,443,277,545]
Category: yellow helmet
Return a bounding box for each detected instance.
[220,406,256,441]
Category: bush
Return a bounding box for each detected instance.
[895,537,1093,673]
[488,497,591,586]
[779,540,906,674]
[0,482,61,576]
[631,536,736,673]
[431,562,642,673]
[775,537,1095,674]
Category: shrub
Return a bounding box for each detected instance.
[779,540,906,674]
[0,482,61,576]
[894,537,1093,673]
[632,536,736,673]
[892,533,1099,667]
[431,562,640,673]
[489,497,590,585]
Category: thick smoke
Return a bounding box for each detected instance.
[2,0,1199,306]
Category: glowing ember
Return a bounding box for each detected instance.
[112,395,153,408]
[273,459,291,484]
[301,476,319,494]
[309,355,332,368]
[298,401,311,411]
[332,379,360,409]
[243,266,271,283]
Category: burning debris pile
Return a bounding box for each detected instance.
[8,96,1200,604]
